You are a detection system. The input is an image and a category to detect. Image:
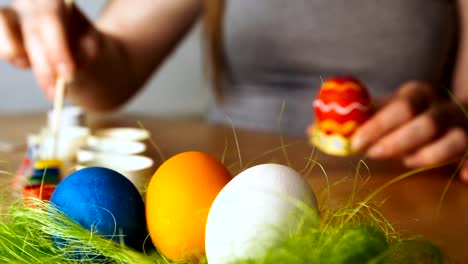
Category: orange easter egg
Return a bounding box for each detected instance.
[146,151,231,261]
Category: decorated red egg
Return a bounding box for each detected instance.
[308,76,372,156]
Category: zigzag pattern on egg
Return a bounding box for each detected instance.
[313,100,370,115]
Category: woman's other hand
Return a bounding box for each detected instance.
[0,0,98,99]
[352,81,468,181]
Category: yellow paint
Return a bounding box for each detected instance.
[321,81,363,92]
[34,159,63,170]
[317,119,359,136]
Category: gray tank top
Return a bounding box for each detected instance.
[207,0,457,135]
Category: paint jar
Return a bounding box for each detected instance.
[47,106,86,128]
[75,153,154,190]
[91,127,150,142]
[40,126,90,162]
[78,138,147,160]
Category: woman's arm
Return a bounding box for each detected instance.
[76,0,202,110]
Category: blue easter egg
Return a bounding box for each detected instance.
[50,167,148,251]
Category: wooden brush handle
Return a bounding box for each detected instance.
[51,0,74,159]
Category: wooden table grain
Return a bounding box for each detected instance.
[0,112,467,262]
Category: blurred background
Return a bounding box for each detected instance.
[0,0,212,115]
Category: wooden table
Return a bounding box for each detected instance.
[0,112,467,262]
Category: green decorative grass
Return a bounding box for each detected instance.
[0,191,444,264]
[0,114,454,263]
[0,199,162,264]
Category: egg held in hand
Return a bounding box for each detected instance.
[50,167,148,252]
[146,151,232,262]
[308,76,373,156]
[205,163,319,264]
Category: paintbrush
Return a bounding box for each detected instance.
[51,0,74,159]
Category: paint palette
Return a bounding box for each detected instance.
[14,108,155,200]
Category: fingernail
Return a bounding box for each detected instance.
[352,128,370,151]
[403,157,419,168]
[12,57,29,68]
[57,63,73,80]
[80,33,99,61]
[45,86,55,100]
[367,145,385,158]
[351,135,365,151]
[462,165,468,183]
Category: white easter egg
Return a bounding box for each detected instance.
[205,164,318,264]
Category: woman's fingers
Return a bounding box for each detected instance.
[352,80,468,166]
[366,100,468,159]
[1,0,99,99]
[37,10,75,79]
[367,112,438,159]
[352,99,415,151]
[403,128,468,167]
[13,0,77,95]
[0,8,29,67]
[22,25,56,95]
[352,81,434,151]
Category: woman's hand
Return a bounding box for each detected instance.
[0,0,202,111]
[351,81,468,181]
[0,0,99,99]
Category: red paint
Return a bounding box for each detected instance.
[23,184,56,201]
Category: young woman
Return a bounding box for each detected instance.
[0,0,467,180]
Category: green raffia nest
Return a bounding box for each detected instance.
[0,188,445,264]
